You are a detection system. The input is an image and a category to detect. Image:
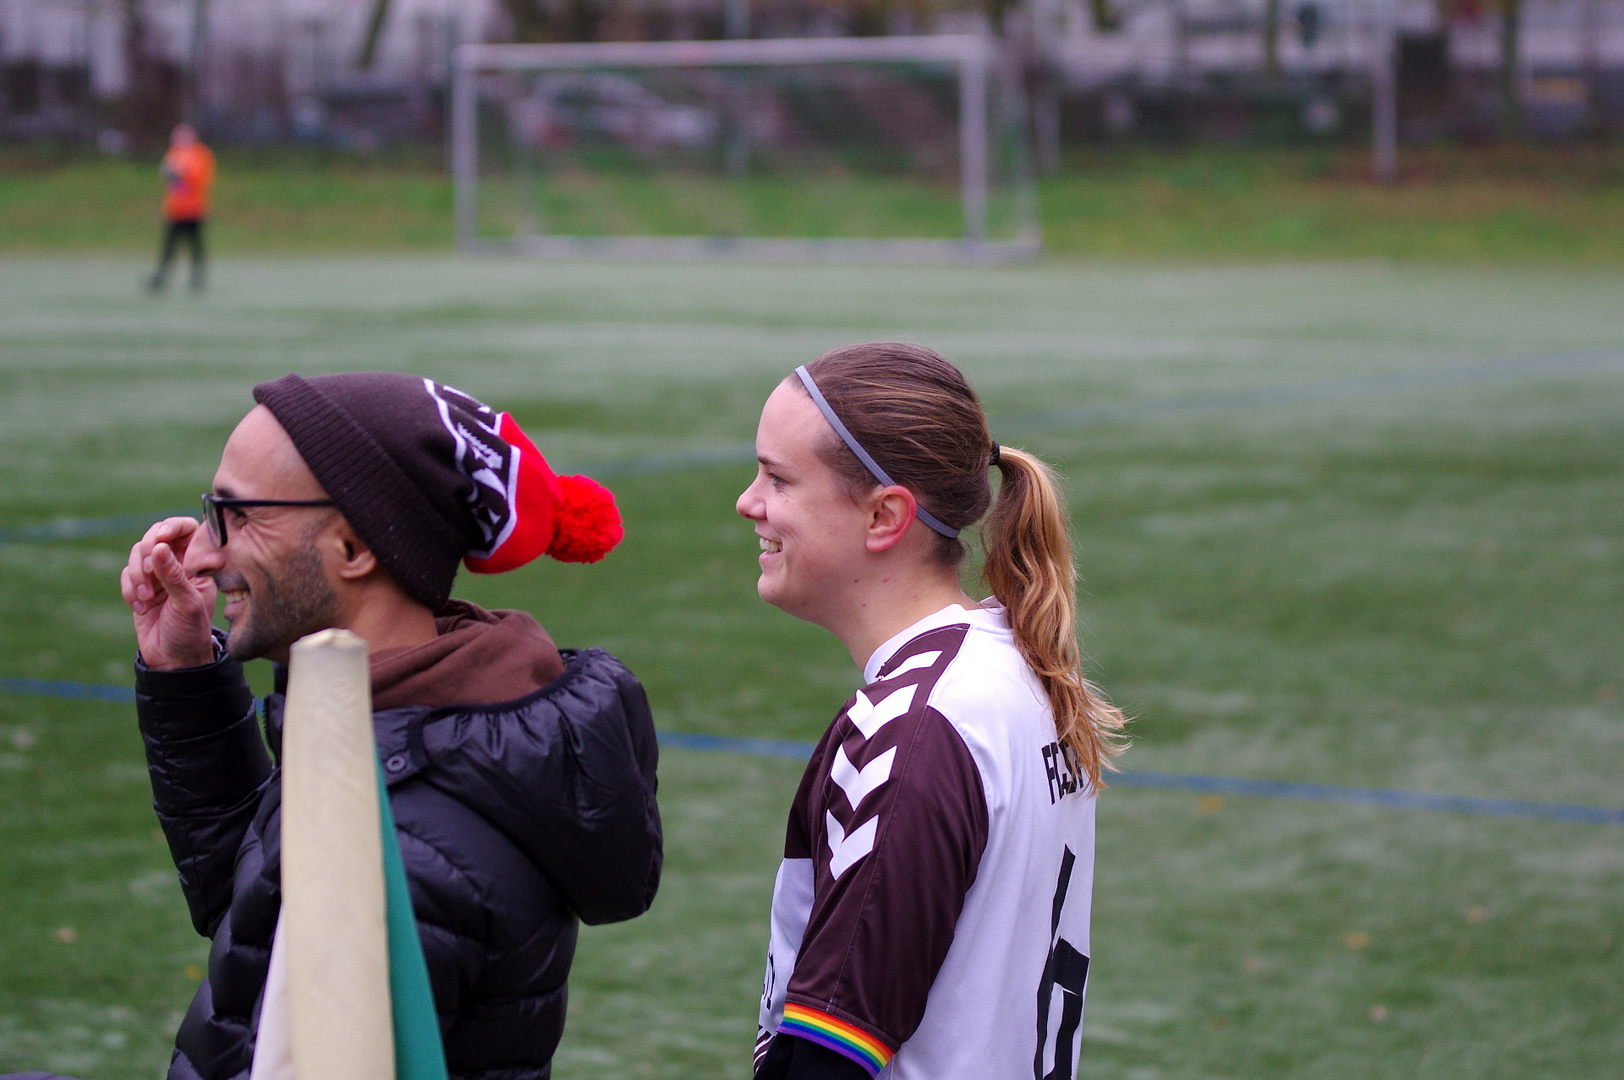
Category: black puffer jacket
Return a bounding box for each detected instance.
[136,639,662,1080]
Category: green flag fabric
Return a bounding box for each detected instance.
[375,759,451,1080]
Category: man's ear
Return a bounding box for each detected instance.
[865,486,919,553]
[329,519,379,581]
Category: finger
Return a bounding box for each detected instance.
[150,541,196,600]
[138,514,198,550]
[125,542,158,605]
[153,540,217,610]
[129,517,189,585]
[127,536,151,592]
[161,514,200,543]
[120,565,148,615]
[136,516,201,575]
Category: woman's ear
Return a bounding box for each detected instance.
[865,486,919,553]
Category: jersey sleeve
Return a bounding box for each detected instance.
[778,626,989,1076]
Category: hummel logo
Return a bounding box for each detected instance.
[846,684,916,739]
[831,744,895,811]
[879,649,942,681]
[824,810,878,879]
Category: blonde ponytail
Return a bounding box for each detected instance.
[983,447,1127,789]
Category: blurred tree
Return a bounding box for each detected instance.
[1087,0,1122,31]
[185,0,208,119]
[496,0,621,42]
[120,0,181,145]
[1263,0,1282,73]
[980,0,1019,33]
[1294,1,1322,47]
[357,0,392,67]
[1496,0,1521,137]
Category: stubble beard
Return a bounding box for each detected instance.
[226,526,342,662]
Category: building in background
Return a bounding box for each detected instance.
[0,0,486,146]
[2,0,1622,147]
[1044,0,1624,142]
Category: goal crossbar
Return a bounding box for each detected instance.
[451,35,1040,263]
[460,34,990,70]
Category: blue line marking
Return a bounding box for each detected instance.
[0,510,192,546]
[1,678,1617,825]
[0,676,138,703]
[656,730,819,760]
[653,730,1623,826]
[1108,770,1624,826]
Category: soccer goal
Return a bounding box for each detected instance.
[450,35,1040,262]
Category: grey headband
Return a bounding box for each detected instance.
[793,365,960,539]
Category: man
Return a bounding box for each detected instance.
[148,123,214,293]
[119,372,662,1080]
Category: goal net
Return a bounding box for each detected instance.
[451,36,1039,262]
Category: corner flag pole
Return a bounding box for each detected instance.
[281,629,395,1080]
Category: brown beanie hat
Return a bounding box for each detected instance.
[252,372,622,609]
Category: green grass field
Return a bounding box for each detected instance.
[0,254,1620,1079]
[4,143,1624,261]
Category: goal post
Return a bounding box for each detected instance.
[450,35,1040,262]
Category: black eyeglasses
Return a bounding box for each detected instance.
[200,493,335,546]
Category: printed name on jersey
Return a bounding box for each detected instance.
[1040,738,1087,805]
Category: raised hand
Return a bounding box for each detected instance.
[121,516,220,670]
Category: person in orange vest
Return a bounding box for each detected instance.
[148,123,216,293]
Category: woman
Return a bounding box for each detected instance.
[737,343,1126,1080]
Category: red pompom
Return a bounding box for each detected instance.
[547,474,624,564]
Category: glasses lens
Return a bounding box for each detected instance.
[202,495,225,546]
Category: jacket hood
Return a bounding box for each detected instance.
[369,601,565,711]
[264,646,661,926]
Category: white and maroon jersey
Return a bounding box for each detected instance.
[756,603,1097,1080]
